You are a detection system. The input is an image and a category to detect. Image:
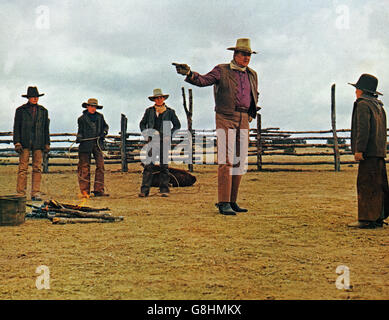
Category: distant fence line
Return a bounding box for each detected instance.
[1,84,387,172]
[0,120,364,173]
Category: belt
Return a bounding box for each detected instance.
[235,106,249,113]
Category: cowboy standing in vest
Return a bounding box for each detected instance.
[348,74,389,229]
[139,89,181,197]
[174,38,259,215]
[13,86,50,201]
[76,98,109,197]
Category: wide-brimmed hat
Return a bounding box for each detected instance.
[82,98,103,109]
[348,74,383,96]
[21,86,45,98]
[227,38,257,54]
[148,88,169,101]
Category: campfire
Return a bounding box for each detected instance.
[26,199,124,224]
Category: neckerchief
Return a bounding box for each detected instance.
[230,60,247,72]
[154,104,167,117]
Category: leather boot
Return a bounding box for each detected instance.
[347,221,377,229]
[216,202,236,216]
[230,202,248,212]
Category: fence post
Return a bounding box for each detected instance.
[256,113,263,171]
[331,84,341,172]
[189,89,194,172]
[43,151,49,173]
[182,87,194,172]
[120,114,128,172]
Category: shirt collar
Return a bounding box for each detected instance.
[230,60,247,72]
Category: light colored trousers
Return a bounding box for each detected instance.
[16,149,43,197]
[216,111,249,203]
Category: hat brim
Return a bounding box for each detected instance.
[148,95,169,101]
[348,83,383,96]
[227,47,257,54]
[22,94,45,98]
[82,102,103,109]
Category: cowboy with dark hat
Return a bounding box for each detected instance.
[76,98,109,197]
[348,74,389,229]
[13,86,50,201]
[138,88,181,197]
[173,38,260,215]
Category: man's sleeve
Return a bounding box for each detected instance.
[171,110,181,133]
[355,101,371,153]
[76,117,83,142]
[45,112,50,146]
[103,116,109,135]
[185,65,221,87]
[139,109,148,132]
[13,109,21,144]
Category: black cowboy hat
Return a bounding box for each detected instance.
[82,98,103,109]
[21,86,45,98]
[348,74,383,96]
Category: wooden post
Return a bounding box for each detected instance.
[331,84,341,172]
[203,135,207,161]
[256,113,263,171]
[120,114,128,172]
[182,87,194,172]
[189,89,194,172]
[43,151,49,173]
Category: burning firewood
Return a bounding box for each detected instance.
[44,200,110,212]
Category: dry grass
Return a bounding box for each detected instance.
[0,154,388,300]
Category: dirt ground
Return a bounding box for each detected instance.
[0,158,388,300]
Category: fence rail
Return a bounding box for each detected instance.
[0,124,376,172]
[1,84,387,172]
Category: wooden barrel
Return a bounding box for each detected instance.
[0,195,26,226]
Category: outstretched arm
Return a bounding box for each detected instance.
[173,62,221,87]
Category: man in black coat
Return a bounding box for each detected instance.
[13,86,50,201]
[348,74,389,229]
[76,98,109,197]
[139,89,181,197]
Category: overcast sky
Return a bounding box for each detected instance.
[1,0,388,135]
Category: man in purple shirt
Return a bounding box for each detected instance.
[174,38,260,215]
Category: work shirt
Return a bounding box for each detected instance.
[188,65,251,111]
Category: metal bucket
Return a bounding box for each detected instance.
[0,195,26,226]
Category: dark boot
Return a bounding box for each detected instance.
[375,219,388,228]
[92,191,109,197]
[216,202,236,216]
[348,220,378,229]
[230,202,248,212]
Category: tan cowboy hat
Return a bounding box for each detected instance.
[22,86,45,98]
[227,38,257,54]
[82,98,103,109]
[148,88,169,101]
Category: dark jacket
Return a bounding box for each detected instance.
[139,105,181,136]
[77,110,109,153]
[186,63,259,118]
[13,103,50,150]
[351,94,387,158]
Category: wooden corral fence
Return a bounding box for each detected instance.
[0,128,201,171]
[0,124,359,173]
[1,84,387,172]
